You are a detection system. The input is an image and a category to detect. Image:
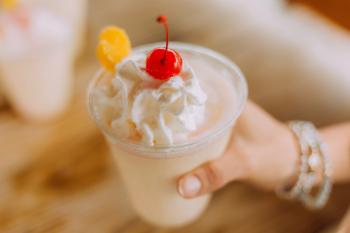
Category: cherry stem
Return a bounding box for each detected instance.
[157,15,169,64]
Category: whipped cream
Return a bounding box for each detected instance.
[94,54,208,146]
[0,6,70,58]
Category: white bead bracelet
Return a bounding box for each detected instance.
[276,121,332,209]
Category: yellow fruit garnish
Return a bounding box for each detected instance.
[97,26,131,72]
[1,0,17,10]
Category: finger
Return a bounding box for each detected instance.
[177,151,245,198]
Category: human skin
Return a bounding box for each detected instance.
[337,209,350,232]
[177,100,350,198]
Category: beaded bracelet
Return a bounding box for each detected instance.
[276,121,332,209]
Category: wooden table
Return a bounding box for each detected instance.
[0,1,350,232]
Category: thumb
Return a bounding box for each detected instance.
[177,151,245,198]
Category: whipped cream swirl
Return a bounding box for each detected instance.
[94,54,207,146]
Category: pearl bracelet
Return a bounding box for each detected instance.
[276,121,332,209]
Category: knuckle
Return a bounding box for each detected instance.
[204,162,225,188]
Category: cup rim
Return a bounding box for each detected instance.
[88,42,248,155]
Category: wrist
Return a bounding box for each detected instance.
[319,122,350,183]
[245,122,300,190]
[276,123,300,186]
[276,121,333,209]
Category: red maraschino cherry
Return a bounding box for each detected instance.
[145,15,183,80]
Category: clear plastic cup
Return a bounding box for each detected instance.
[45,0,87,58]
[27,0,88,58]
[0,15,74,121]
[88,43,248,227]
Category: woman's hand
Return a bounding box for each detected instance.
[178,101,350,199]
[177,100,300,198]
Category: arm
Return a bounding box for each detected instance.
[337,209,350,233]
[177,101,350,198]
[321,122,350,183]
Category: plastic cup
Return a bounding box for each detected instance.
[0,20,74,121]
[27,0,88,58]
[88,43,247,227]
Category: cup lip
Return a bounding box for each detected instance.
[88,42,248,155]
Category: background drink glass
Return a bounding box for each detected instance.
[27,0,88,58]
[0,22,74,121]
[88,43,248,227]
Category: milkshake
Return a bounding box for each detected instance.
[0,3,73,120]
[27,0,88,58]
[88,18,247,227]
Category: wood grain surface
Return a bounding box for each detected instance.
[0,0,350,232]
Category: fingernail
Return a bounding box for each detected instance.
[178,175,202,198]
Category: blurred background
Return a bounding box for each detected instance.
[0,0,350,232]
